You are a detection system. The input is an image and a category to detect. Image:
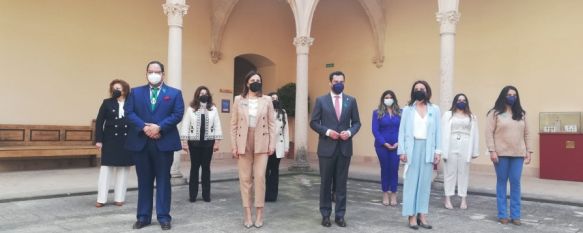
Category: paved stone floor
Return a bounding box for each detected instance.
[1,174,582,233]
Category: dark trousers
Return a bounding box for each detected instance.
[133,139,174,224]
[319,146,351,218]
[265,154,281,201]
[188,142,214,201]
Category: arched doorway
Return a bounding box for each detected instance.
[233,54,276,98]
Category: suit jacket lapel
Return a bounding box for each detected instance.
[340,95,350,122]
[153,86,165,112]
[111,99,119,113]
[143,85,152,113]
[240,97,249,123]
[258,97,267,118]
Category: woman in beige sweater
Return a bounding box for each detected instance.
[485,85,532,226]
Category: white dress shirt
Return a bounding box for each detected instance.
[118,100,125,118]
[325,92,351,137]
[413,110,428,139]
[248,98,259,128]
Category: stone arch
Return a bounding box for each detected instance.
[356,0,386,68]
[210,0,240,64]
[211,0,385,67]
[233,54,276,97]
[287,0,385,67]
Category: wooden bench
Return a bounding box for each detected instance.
[0,122,100,168]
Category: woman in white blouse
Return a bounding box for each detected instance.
[231,71,276,228]
[441,93,479,210]
[265,92,289,202]
[181,86,223,203]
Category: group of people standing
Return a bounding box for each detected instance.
[369,81,531,229]
[94,61,531,230]
[94,62,289,230]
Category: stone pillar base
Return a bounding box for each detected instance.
[288,147,311,172]
[171,176,188,186]
[289,162,312,172]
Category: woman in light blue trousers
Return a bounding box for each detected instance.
[398,80,441,230]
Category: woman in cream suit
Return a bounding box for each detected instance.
[441,93,479,210]
[265,92,290,202]
[181,86,223,203]
[231,71,276,228]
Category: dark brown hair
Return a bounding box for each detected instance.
[488,85,525,121]
[449,93,473,121]
[408,80,432,105]
[190,86,213,111]
[240,70,263,98]
[109,79,130,98]
[329,71,346,82]
[267,92,286,129]
[146,60,164,73]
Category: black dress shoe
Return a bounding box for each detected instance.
[335,217,346,227]
[408,223,419,230]
[132,221,150,229]
[160,222,171,230]
[189,197,197,203]
[203,197,211,202]
[417,218,432,229]
[321,217,331,227]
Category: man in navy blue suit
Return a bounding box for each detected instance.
[310,71,361,228]
[124,61,184,230]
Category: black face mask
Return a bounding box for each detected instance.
[112,90,122,99]
[249,82,262,93]
[272,100,280,109]
[199,95,209,103]
[413,90,426,101]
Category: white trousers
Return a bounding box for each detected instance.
[443,152,470,197]
[96,166,130,203]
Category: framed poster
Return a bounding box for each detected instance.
[221,99,230,113]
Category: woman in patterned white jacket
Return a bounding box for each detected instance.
[265,92,289,202]
[181,86,223,202]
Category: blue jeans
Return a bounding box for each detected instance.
[494,156,524,220]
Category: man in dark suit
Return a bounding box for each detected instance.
[310,71,361,228]
[124,61,184,230]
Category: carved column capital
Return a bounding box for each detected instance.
[372,56,384,68]
[436,11,460,34]
[293,36,314,47]
[436,11,460,24]
[163,3,189,27]
[163,3,189,17]
[210,50,222,64]
[293,36,314,54]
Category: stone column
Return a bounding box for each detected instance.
[163,0,189,182]
[289,36,314,172]
[435,0,460,182]
[436,0,460,111]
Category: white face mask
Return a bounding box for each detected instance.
[147,73,162,85]
[384,99,394,107]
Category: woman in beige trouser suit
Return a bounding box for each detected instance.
[231,71,276,228]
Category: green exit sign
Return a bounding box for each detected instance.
[325,63,335,68]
